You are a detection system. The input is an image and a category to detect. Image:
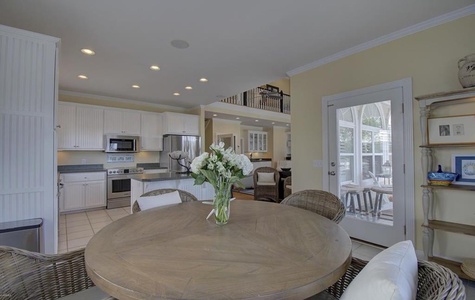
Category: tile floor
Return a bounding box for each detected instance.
[59,208,475,297]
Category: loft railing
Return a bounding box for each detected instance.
[220,87,290,114]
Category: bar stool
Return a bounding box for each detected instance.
[341,184,372,214]
[371,186,393,217]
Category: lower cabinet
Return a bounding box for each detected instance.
[60,172,106,213]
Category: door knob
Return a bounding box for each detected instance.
[328,171,336,176]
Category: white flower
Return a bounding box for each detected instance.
[190,152,208,174]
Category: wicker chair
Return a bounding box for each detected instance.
[253,167,280,202]
[132,188,198,213]
[281,189,345,223]
[283,176,292,198]
[321,257,466,300]
[0,246,114,300]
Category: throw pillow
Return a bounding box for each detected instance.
[257,172,275,184]
[340,240,418,300]
[137,191,182,211]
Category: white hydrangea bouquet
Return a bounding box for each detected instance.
[191,142,253,225]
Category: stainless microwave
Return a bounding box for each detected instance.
[104,135,140,153]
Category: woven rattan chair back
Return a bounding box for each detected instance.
[281,189,345,223]
[325,257,466,300]
[253,167,280,202]
[0,246,99,300]
[132,188,198,213]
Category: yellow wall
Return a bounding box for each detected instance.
[290,15,475,259]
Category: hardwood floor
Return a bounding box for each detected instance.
[232,190,255,200]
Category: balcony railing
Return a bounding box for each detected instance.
[220,87,290,114]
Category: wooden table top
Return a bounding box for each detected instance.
[85,200,352,300]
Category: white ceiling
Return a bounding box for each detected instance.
[0,1,473,112]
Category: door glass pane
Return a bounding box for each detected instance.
[337,100,393,226]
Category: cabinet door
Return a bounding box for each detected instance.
[140,113,163,151]
[62,182,85,212]
[163,113,186,134]
[122,111,141,135]
[183,114,199,135]
[76,106,104,149]
[57,103,77,149]
[104,110,123,134]
[85,181,106,208]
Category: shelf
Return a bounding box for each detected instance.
[419,143,475,148]
[424,220,475,236]
[421,184,475,191]
[429,256,474,281]
[415,87,475,106]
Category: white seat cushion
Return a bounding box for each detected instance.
[340,240,418,300]
[58,286,112,300]
[257,172,275,184]
[137,191,182,211]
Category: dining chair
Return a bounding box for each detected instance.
[320,257,465,300]
[132,188,198,213]
[253,167,280,202]
[0,246,114,300]
[283,176,292,198]
[281,190,345,223]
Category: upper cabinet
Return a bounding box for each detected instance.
[248,130,268,152]
[104,109,141,135]
[162,112,199,135]
[140,112,163,151]
[57,102,104,150]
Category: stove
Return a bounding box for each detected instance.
[106,167,143,209]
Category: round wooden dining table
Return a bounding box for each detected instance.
[85,200,352,300]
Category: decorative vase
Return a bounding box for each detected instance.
[213,180,232,225]
[458,53,475,88]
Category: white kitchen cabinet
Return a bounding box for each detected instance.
[104,109,141,135]
[57,102,104,150]
[248,131,268,152]
[140,112,163,151]
[60,172,106,213]
[162,112,199,135]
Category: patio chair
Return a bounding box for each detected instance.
[319,257,466,300]
[0,246,113,300]
[253,167,280,202]
[132,188,198,213]
[281,190,345,223]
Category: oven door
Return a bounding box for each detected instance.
[107,177,131,199]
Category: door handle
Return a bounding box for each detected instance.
[328,171,336,176]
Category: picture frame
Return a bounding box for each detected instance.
[427,114,475,144]
[451,154,475,185]
[266,84,280,93]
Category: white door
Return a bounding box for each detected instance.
[323,79,414,247]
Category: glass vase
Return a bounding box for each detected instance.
[213,181,232,225]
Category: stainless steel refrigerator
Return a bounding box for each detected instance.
[160,135,201,173]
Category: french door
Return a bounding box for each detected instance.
[323,79,414,247]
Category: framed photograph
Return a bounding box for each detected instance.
[428,114,475,144]
[452,154,475,185]
[266,84,280,93]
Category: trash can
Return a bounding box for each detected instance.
[0,218,43,252]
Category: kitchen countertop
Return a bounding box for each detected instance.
[130,172,193,182]
[58,164,105,173]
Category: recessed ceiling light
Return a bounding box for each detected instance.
[78,75,88,79]
[199,78,208,82]
[185,86,192,90]
[255,120,259,122]
[236,117,240,120]
[272,122,275,125]
[132,85,140,89]
[286,124,290,126]
[81,48,95,55]
[173,92,180,96]
[150,65,160,71]
[213,114,218,117]
[171,39,190,49]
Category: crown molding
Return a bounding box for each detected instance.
[287,4,475,77]
[59,90,187,112]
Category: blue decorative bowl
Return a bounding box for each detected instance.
[427,172,458,186]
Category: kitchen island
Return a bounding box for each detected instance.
[130,172,215,212]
